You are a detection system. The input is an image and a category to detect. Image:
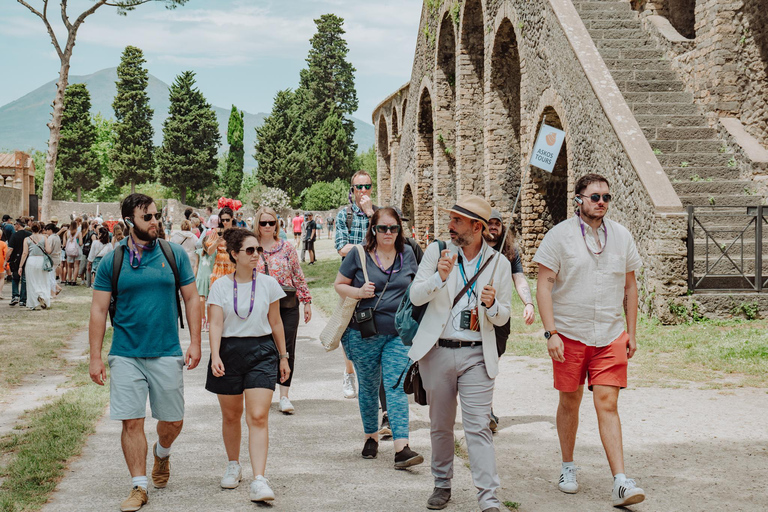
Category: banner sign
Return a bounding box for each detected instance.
[529,124,566,173]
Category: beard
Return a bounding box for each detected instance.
[580,208,606,223]
[487,226,503,243]
[132,224,158,243]
[451,229,474,247]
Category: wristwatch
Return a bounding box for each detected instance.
[279,352,290,359]
[544,330,558,340]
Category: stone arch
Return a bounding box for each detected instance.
[401,98,408,125]
[456,0,485,198]
[434,12,457,238]
[401,181,416,238]
[416,86,435,240]
[521,95,574,273]
[666,0,696,39]
[391,108,399,137]
[486,15,522,220]
[377,114,392,205]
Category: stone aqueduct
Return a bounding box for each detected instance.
[372,0,768,322]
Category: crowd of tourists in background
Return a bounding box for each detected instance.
[2,169,646,512]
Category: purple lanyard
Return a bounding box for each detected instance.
[577,213,607,256]
[128,235,153,268]
[233,269,257,319]
[374,250,403,274]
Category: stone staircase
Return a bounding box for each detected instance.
[573,0,768,316]
[573,0,761,208]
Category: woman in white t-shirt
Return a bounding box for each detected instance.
[205,228,290,503]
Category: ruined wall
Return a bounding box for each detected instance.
[0,187,22,218]
[634,0,768,148]
[374,0,688,322]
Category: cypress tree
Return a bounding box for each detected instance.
[156,71,221,204]
[109,46,155,193]
[224,105,245,198]
[58,83,101,202]
[307,107,350,183]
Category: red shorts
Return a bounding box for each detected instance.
[553,332,629,392]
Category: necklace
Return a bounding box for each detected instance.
[374,249,402,274]
[232,268,257,319]
[577,212,607,256]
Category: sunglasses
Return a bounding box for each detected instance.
[375,224,400,234]
[259,220,276,227]
[580,193,612,203]
[239,246,259,256]
[354,184,372,190]
[138,213,162,222]
[220,217,233,222]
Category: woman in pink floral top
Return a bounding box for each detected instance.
[254,207,312,414]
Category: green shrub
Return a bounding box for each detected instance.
[300,179,350,210]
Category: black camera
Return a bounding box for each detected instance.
[459,310,472,330]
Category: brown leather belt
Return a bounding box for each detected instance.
[438,339,481,349]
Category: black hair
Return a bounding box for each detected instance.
[364,207,405,254]
[223,227,257,263]
[218,207,234,228]
[44,223,57,232]
[575,173,610,196]
[184,207,193,220]
[121,193,155,220]
[98,226,110,245]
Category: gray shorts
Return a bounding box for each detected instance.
[108,355,185,421]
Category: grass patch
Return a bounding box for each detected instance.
[0,331,112,512]
[504,501,521,510]
[302,258,343,316]
[0,287,92,395]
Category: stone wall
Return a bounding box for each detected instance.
[0,187,22,218]
[373,0,688,322]
[633,0,768,148]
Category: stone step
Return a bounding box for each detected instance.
[634,70,681,82]
[691,243,768,258]
[597,38,656,50]
[625,91,694,103]
[621,80,687,93]
[632,103,700,116]
[645,127,719,140]
[587,20,640,30]
[693,260,762,277]
[672,180,755,195]
[578,10,639,20]
[619,48,664,59]
[658,153,734,167]
[573,2,633,11]
[634,114,708,127]
[588,28,647,40]
[605,59,671,71]
[678,194,763,207]
[666,166,742,181]
[650,140,727,154]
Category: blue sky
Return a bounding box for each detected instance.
[0,0,422,121]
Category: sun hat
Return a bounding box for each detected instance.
[441,195,491,230]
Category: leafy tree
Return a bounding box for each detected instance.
[224,105,245,198]
[307,107,350,183]
[16,0,189,220]
[297,14,359,179]
[299,178,349,210]
[254,89,306,200]
[156,71,220,204]
[110,45,155,193]
[58,84,101,202]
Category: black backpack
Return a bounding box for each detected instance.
[108,239,184,328]
[82,231,94,256]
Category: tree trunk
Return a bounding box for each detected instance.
[180,186,186,205]
[41,58,71,221]
[77,186,81,202]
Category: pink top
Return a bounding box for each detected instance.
[255,239,312,304]
[292,216,303,233]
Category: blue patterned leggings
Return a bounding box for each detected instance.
[342,329,411,440]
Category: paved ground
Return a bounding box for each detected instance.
[39,269,768,511]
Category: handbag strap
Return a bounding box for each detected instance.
[371,256,396,312]
[260,252,270,276]
[355,245,369,283]
[452,252,496,309]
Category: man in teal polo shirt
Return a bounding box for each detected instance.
[89,193,201,512]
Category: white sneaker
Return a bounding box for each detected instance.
[612,477,645,507]
[279,396,295,414]
[342,372,357,399]
[249,475,275,502]
[220,462,242,489]
[558,465,579,494]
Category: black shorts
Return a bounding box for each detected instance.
[205,335,278,394]
[293,231,301,236]
[305,240,315,251]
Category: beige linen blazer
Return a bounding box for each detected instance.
[408,240,512,379]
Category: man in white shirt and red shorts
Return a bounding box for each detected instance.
[534,173,646,508]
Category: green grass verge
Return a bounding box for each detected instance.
[301,258,343,316]
[0,331,112,512]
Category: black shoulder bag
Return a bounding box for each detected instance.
[354,254,396,338]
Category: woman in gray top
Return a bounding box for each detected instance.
[45,223,62,297]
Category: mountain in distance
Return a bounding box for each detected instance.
[0,67,375,171]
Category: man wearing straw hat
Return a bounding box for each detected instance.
[409,195,513,512]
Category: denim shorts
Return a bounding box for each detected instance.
[108,355,185,421]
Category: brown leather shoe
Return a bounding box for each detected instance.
[120,486,148,512]
[427,487,451,510]
[151,443,170,488]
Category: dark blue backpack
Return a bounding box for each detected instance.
[395,240,445,346]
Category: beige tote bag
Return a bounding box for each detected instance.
[320,245,369,351]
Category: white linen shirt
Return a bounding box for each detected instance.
[533,215,642,347]
[207,273,285,338]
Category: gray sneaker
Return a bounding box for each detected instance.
[220,462,242,489]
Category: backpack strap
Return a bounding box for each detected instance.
[109,245,125,325]
[346,206,353,231]
[158,239,184,329]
